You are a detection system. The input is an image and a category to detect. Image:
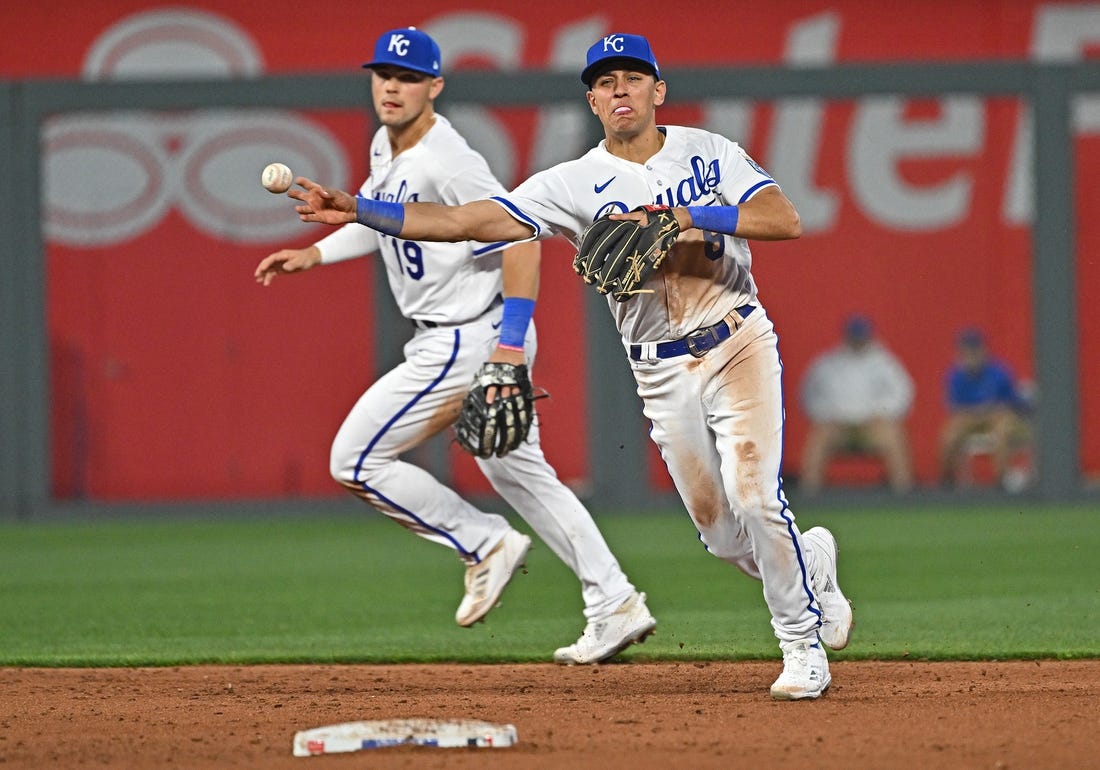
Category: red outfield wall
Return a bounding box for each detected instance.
[2,1,1097,500]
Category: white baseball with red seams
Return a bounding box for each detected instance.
[493,124,829,646]
[261,162,293,193]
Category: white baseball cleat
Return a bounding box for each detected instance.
[553,591,657,665]
[455,529,532,627]
[803,526,853,650]
[770,638,831,700]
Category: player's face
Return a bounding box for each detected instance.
[370,66,444,128]
[586,69,666,138]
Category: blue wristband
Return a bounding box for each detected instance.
[686,205,739,235]
[355,195,405,236]
[498,297,535,349]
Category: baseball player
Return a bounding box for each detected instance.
[256,27,656,664]
[290,32,853,699]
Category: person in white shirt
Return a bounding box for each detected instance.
[255,27,655,664]
[799,316,915,495]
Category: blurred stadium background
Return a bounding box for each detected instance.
[2,1,1099,519]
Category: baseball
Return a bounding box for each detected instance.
[261,162,293,194]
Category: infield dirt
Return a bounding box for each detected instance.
[2,660,1096,768]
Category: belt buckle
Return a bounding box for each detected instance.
[685,326,720,358]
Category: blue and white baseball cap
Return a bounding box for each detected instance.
[363,27,441,77]
[581,33,660,86]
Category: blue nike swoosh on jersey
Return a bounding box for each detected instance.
[594,176,616,194]
[491,320,502,329]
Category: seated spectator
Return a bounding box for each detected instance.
[799,316,915,495]
[939,328,1032,490]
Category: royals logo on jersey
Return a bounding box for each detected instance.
[653,155,721,209]
[370,178,420,205]
[591,153,723,221]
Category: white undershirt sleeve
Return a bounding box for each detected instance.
[315,221,381,264]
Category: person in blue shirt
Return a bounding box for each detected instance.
[938,328,1032,487]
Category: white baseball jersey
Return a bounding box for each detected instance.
[316,114,506,324]
[492,124,829,646]
[311,113,637,624]
[494,125,774,344]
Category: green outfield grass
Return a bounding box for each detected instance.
[1,503,1097,666]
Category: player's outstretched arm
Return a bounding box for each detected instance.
[292,176,534,245]
[290,177,357,225]
[254,246,322,286]
[396,198,534,243]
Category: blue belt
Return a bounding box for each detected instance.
[629,305,755,361]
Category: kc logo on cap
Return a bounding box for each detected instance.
[387,33,413,57]
[581,33,660,86]
[601,34,627,52]
[363,27,441,77]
